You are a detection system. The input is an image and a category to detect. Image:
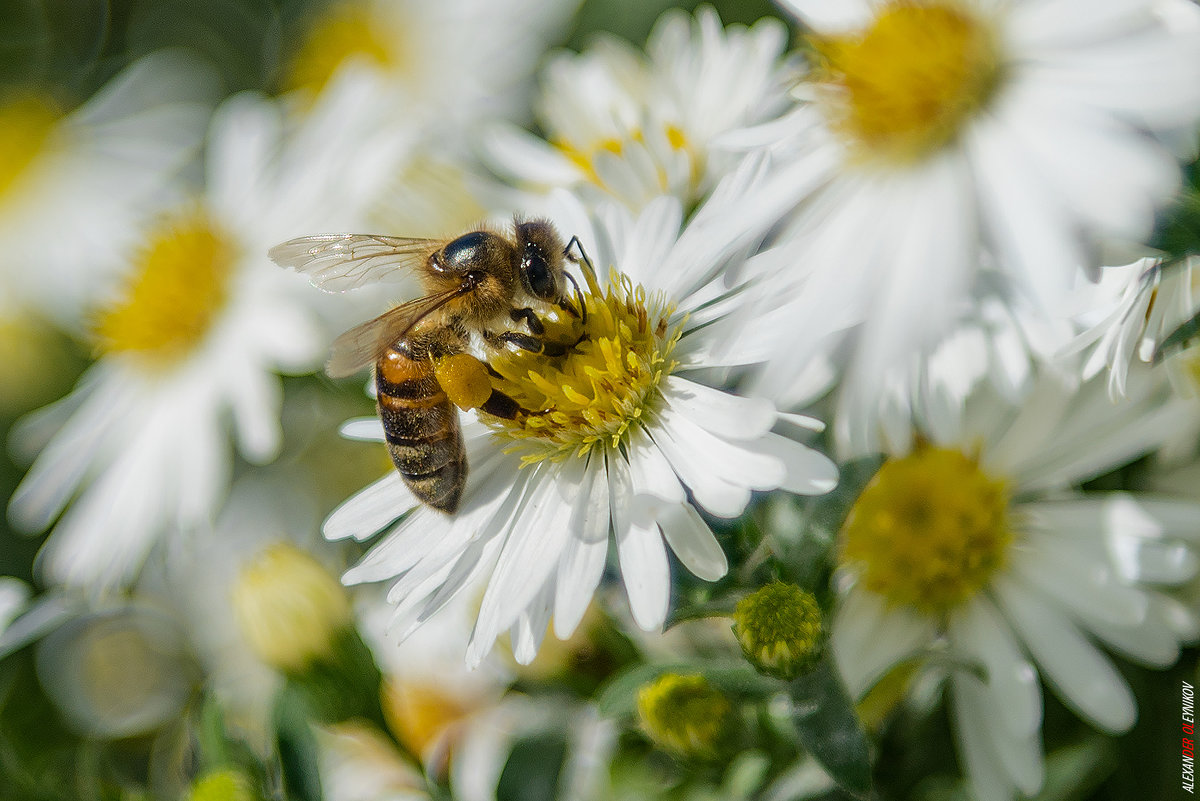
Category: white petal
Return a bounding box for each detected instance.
[553,455,611,639]
[950,676,1029,801]
[745,432,838,496]
[323,472,417,541]
[830,586,936,697]
[660,376,776,441]
[473,462,581,655]
[995,575,1136,733]
[510,582,554,665]
[610,454,670,630]
[338,417,386,442]
[657,502,728,581]
[949,595,1042,737]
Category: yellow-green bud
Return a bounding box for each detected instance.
[636,673,736,760]
[732,581,824,680]
[231,543,352,673]
[187,769,255,801]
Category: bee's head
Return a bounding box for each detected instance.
[514,219,565,303]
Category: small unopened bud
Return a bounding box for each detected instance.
[232,543,352,673]
[636,673,736,759]
[187,769,256,801]
[732,581,824,680]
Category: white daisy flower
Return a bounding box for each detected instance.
[721,0,1200,408]
[318,183,838,667]
[484,6,794,210]
[0,51,212,328]
[830,368,1200,801]
[6,85,404,592]
[281,0,576,130]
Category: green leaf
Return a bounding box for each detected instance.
[274,684,324,801]
[287,627,387,731]
[1152,176,1200,259]
[596,661,779,719]
[781,657,872,798]
[496,731,567,801]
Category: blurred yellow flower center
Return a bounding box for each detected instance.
[483,268,680,465]
[840,446,1012,616]
[811,1,1002,163]
[93,212,236,366]
[285,3,401,95]
[382,677,472,759]
[231,543,352,673]
[0,95,61,202]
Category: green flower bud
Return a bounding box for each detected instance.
[636,673,736,760]
[732,581,824,680]
[187,769,256,801]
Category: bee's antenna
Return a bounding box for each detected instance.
[564,235,597,321]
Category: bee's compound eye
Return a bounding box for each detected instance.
[523,251,556,300]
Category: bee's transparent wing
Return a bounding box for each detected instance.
[325,287,466,378]
[269,234,441,293]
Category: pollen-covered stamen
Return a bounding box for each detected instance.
[840,446,1012,616]
[93,211,237,367]
[284,3,403,95]
[483,268,681,464]
[810,1,1003,163]
[0,95,61,202]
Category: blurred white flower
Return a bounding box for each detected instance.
[831,277,1080,458]
[485,6,794,210]
[0,51,213,328]
[723,0,1200,414]
[282,0,576,131]
[1072,255,1200,397]
[34,604,198,739]
[319,177,837,667]
[6,84,404,592]
[830,368,1200,801]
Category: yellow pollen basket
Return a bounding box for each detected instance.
[811,1,1003,163]
[93,212,236,367]
[840,446,1012,616]
[483,267,680,465]
[283,3,401,95]
[0,95,62,203]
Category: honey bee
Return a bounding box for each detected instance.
[269,219,589,513]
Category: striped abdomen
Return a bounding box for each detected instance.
[376,346,467,513]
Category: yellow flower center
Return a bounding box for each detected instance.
[0,95,61,203]
[840,446,1012,616]
[283,3,402,95]
[92,212,236,367]
[483,268,681,465]
[811,1,1003,163]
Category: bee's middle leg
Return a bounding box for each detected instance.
[484,328,573,357]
